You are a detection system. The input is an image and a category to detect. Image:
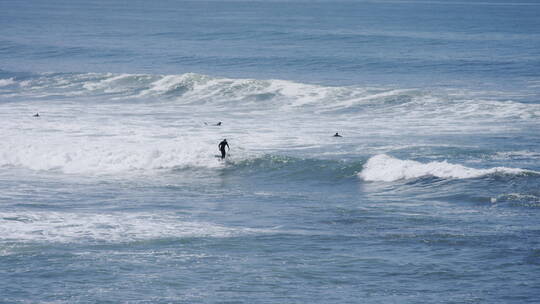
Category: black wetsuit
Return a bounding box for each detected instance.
[218,140,229,159]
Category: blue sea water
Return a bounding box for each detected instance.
[1,0,540,303]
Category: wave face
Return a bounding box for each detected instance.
[359,154,535,182]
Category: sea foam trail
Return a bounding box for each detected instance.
[0,212,264,244]
[359,154,535,182]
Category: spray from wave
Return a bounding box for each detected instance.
[358,154,535,182]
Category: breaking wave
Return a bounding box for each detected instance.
[358,154,536,182]
[1,71,538,119]
[0,136,360,180]
[0,137,228,174]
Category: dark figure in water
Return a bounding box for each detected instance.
[33,113,40,117]
[218,139,230,159]
[333,132,342,137]
[216,122,222,126]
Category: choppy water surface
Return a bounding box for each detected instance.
[1,1,539,303]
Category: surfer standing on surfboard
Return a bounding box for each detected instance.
[218,139,230,159]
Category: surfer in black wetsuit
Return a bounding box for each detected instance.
[33,113,40,117]
[333,132,342,137]
[218,139,230,159]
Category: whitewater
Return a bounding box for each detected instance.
[2,72,538,174]
[1,0,540,303]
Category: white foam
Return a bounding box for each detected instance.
[0,137,226,174]
[0,78,16,87]
[0,211,260,244]
[358,154,533,182]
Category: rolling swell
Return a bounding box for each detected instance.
[226,154,364,182]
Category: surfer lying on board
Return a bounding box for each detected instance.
[333,132,342,137]
[218,139,230,159]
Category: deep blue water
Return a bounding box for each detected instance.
[1,0,539,303]
[2,0,540,88]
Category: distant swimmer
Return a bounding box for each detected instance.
[216,122,222,126]
[218,139,230,159]
[333,132,342,137]
[33,113,40,117]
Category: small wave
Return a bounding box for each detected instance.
[358,154,535,182]
[491,193,540,207]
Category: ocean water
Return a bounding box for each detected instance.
[1,0,540,303]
